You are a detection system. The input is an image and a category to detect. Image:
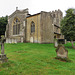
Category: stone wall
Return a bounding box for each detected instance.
[40,11,54,43]
[26,14,41,43]
[51,9,64,39]
[5,8,29,43]
[26,10,63,43]
[5,8,64,43]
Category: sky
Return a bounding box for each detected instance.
[0,0,75,17]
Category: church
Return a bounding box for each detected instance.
[5,7,64,43]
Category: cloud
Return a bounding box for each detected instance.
[0,0,75,17]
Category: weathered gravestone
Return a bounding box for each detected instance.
[0,37,8,63]
[56,45,68,58]
[54,39,58,48]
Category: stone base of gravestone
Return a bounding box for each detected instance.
[0,54,8,63]
[56,45,68,58]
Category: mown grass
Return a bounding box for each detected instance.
[0,43,75,75]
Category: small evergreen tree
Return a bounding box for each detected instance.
[61,8,75,49]
[0,16,8,38]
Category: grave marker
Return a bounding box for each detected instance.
[0,37,8,63]
[56,45,68,58]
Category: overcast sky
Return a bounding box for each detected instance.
[0,0,75,17]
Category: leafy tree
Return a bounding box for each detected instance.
[61,8,75,49]
[0,16,8,38]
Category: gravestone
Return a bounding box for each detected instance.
[21,37,23,43]
[30,37,33,43]
[65,39,67,44]
[56,45,68,58]
[0,37,8,63]
[54,39,58,48]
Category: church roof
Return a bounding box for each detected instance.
[26,13,41,18]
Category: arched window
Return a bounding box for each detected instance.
[13,17,20,35]
[31,21,35,33]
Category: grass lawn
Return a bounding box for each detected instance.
[0,43,75,75]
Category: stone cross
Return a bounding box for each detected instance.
[0,37,8,63]
[1,39,5,54]
[0,37,6,54]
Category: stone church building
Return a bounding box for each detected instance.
[5,8,64,43]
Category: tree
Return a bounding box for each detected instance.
[0,16,8,38]
[60,8,75,49]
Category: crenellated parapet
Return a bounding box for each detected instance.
[50,9,63,26]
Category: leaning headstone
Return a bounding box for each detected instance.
[65,39,67,44]
[54,39,58,48]
[56,45,68,58]
[0,37,8,63]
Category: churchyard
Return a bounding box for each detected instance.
[0,43,75,75]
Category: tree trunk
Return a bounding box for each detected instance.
[71,40,75,49]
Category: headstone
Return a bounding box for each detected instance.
[9,38,12,43]
[65,39,67,44]
[54,39,58,48]
[14,39,17,43]
[0,37,8,63]
[56,45,68,58]
[21,37,23,43]
[6,38,9,43]
[30,37,33,43]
